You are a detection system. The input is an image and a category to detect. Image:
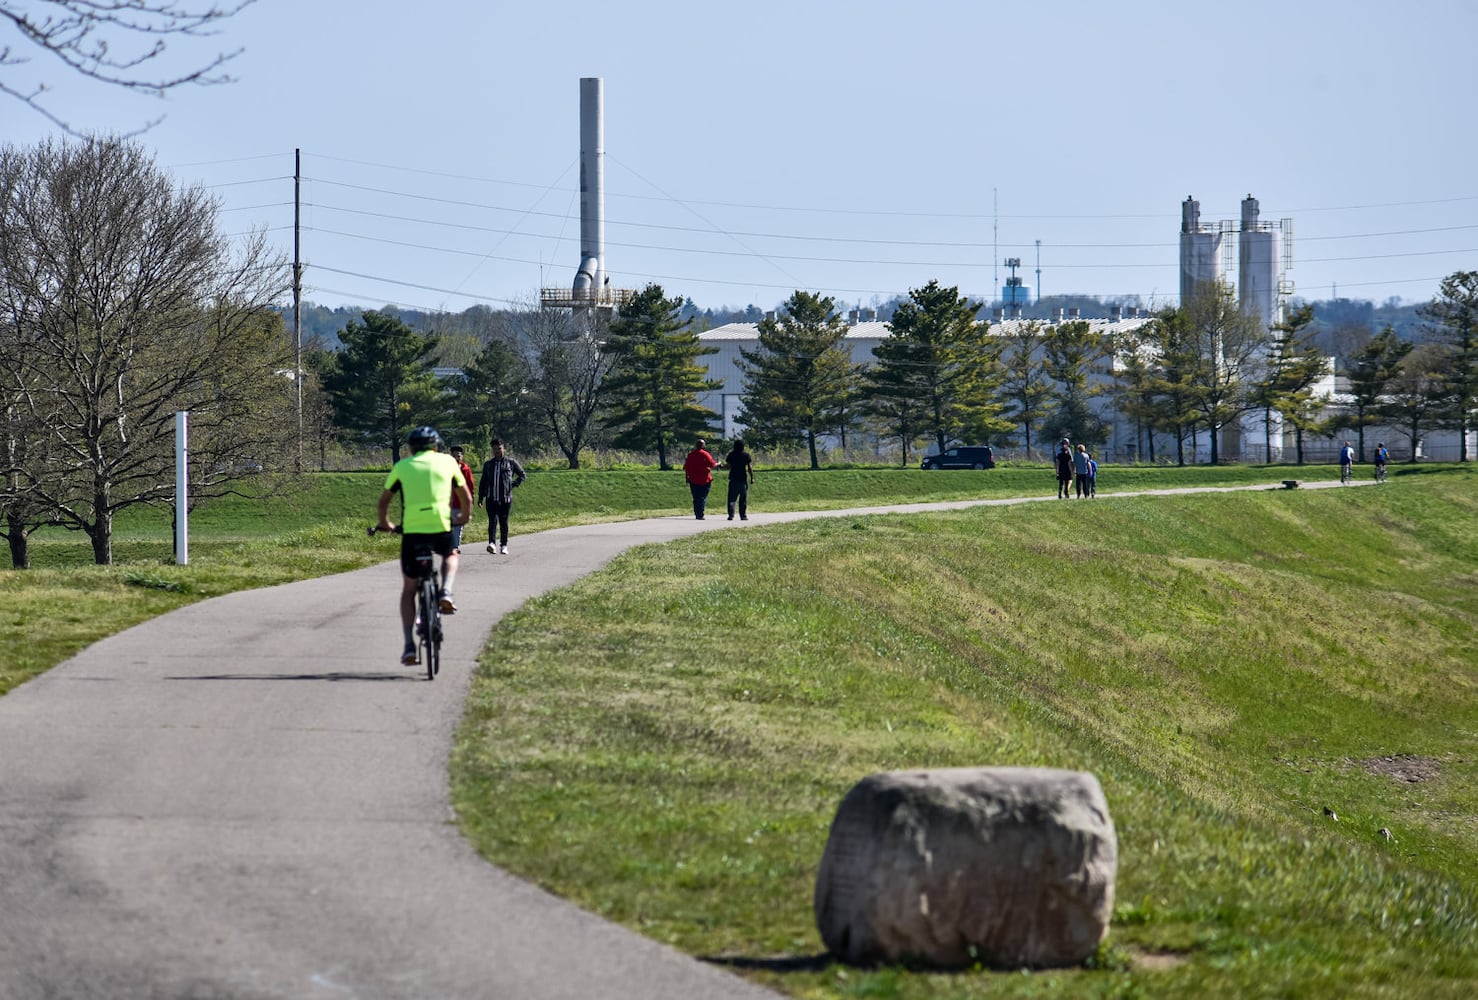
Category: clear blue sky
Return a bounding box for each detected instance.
[7,0,1476,315]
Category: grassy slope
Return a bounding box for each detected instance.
[450,467,1477,998]
[2,463,1303,695]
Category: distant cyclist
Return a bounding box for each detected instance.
[1339,440,1356,483]
[376,426,473,665]
[1374,442,1389,482]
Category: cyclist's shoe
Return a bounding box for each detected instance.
[439,591,457,615]
[400,644,418,666]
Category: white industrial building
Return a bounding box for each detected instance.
[697,309,1162,462]
[530,84,1469,468]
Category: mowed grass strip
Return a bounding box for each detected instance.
[451,467,1478,999]
[3,461,1318,695]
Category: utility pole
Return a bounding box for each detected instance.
[992,188,998,301]
[293,148,303,472]
[1035,239,1041,304]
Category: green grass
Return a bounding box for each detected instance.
[1,461,1337,694]
[449,466,1478,998]
[4,460,1473,997]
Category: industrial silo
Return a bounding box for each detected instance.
[1179,196,1227,305]
[1237,194,1288,329]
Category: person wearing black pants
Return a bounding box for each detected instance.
[683,438,718,520]
[724,439,755,520]
[1055,439,1074,499]
[477,439,526,554]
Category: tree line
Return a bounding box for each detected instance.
[3,135,1472,570]
[314,273,1477,475]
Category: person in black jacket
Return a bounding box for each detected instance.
[478,439,526,555]
[724,439,755,520]
[1054,439,1074,499]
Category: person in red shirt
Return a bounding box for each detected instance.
[448,445,476,552]
[682,438,719,520]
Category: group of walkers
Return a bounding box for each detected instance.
[1054,438,1097,499]
[375,429,759,664]
[682,438,755,520]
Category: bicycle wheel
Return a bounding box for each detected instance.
[419,575,439,681]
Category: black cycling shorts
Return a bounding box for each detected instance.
[400,532,454,578]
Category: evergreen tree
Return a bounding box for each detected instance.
[1343,326,1411,461]
[1140,307,1209,466]
[998,320,1054,458]
[1041,320,1109,448]
[1251,305,1327,464]
[323,310,442,461]
[600,284,720,470]
[1419,270,1478,461]
[449,336,534,456]
[871,280,1008,456]
[738,291,855,470]
[1107,323,1162,463]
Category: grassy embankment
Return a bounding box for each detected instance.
[448,464,1477,999]
[4,460,1471,996]
[0,461,1290,695]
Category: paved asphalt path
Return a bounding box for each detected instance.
[0,480,1357,999]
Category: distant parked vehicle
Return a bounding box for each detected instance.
[921,445,995,470]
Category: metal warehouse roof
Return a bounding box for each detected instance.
[697,316,1155,342]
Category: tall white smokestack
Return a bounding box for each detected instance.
[574,77,605,298]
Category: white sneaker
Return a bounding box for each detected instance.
[499,543,509,555]
[486,541,496,554]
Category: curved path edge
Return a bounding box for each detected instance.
[0,480,1358,999]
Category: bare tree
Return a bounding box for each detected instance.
[1,0,252,133]
[1182,283,1267,464]
[522,307,613,469]
[1379,343,1450,462]
[0,135,290,565]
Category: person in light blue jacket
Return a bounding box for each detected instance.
[1073,444,1092,499]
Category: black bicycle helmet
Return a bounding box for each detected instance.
[406,426,442,451]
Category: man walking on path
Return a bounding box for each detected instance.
[478,439,526,555]
[724,439,755,520]
[683,438,719,520]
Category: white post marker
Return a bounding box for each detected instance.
[175,410,189,566]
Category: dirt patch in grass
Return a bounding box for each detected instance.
[1356,754,1440,784]
[1130,949,1189,971]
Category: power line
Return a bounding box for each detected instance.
[287,150,1478,221]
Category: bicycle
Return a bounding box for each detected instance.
[1340,463,1353,484]
[368,526,442,680]
[1374,462,1388,484]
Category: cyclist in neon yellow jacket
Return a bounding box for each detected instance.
[376,427,473,664]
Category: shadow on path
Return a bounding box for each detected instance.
[167,672,419,683]
[702,953,834,974]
